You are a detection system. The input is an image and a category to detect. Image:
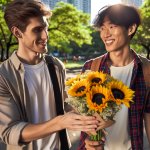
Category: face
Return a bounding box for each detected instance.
[19,16,49,54]
[99,16,130,53]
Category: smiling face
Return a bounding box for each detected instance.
[99,16,130,53]
[18,16,49,55]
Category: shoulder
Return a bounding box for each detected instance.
[0,59,11,85]
[0,59,11,75]
[138,55,150,88]
[82,55,104,72]
[138,55,150,70]
[82,59,93,72]
[138,55,150,64]
[44,55,65,70]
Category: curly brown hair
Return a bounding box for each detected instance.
[4,0,52,32]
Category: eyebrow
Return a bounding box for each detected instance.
[34,23,48,29]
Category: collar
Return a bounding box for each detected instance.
[10,51,24,71]
[102,49,143,67]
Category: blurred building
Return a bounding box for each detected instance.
[68,0,91,14]
[121,0,144,7]
[41,0,91,14]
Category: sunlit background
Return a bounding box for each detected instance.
[41,0,145,23]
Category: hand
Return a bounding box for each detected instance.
[85,137,104,150]
[56,112,99,132]
[94,113,115,131]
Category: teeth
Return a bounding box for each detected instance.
[105,40,113,44]
[105,40,114,45]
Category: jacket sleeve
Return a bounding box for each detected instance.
[0,74,28,146]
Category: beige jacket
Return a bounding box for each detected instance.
[0,52,66,150]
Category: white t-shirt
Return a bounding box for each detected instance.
[104,60,134,150]
[24,60,60,150]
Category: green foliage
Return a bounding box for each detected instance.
[0,1,92,60]
[64,60,84,69]
[0,0,17,61]
[69,28,106,59]
[0,0,12,5]
[131,0,150,59]
[48,2,92,53]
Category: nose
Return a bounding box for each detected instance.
[41,29,48,40]
[103,28,111,38]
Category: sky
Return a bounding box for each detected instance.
[91,0,121,23]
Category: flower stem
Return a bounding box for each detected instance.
[89,130,103,141]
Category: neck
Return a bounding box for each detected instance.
[16,50,43,65]
[109,48,133,67]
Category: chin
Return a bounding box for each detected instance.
[39,48,47,54]
[105,48,114,52]
[105,46,118,52]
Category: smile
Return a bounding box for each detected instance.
[105,39,114,46]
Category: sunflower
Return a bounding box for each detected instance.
[65,75,80,86]
[87,71,106,86]
[86,85,110,112]
[68,79,89,97]
[108,80,134,107]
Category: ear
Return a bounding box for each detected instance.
[128,24,137,36]
[11,26,22,38]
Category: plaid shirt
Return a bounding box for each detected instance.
[77,51,150,150]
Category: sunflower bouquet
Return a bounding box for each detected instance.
[65,71,134,141]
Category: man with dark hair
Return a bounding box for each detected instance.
[0,1,99,150]
[78,4,150,150]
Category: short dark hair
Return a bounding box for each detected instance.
[4,0,52,32]
[93,4,141,38]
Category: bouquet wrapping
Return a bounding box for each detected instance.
[65,71,134,141]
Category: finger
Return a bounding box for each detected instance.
[87,138,105,146]
[71,119,99,127]
[68,125,97,132]
[97,119,115,130]
[70,113,96,121]
[94,113,105,123]
[85,139,100,146]
[96,124,106,130]
[85,145,95,150]
[102,129,108,136]
[86,130,97,135]
[71,119,98,127]
[77,115,97,121]
[101,136,106,142]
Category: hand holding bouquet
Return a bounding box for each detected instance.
[65,71,134,141]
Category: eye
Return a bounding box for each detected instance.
[99,26,104,32]
[109,25,117,29]
[34,27,43,33]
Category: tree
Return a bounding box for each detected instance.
[0,0,17,61]
[48,2,92,53]
[0,1,92,61]
[69,28,106,60]
[131,0,150,59]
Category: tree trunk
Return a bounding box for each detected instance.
[0,40,4,61]
[0,48,4,62]
[147,49,150,60]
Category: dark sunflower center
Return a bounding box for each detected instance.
[112,88,125,99]
[92,78,101,83]
[92,93,105,105]
[76,86,85,93]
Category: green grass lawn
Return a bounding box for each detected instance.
[64,60,84,69]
